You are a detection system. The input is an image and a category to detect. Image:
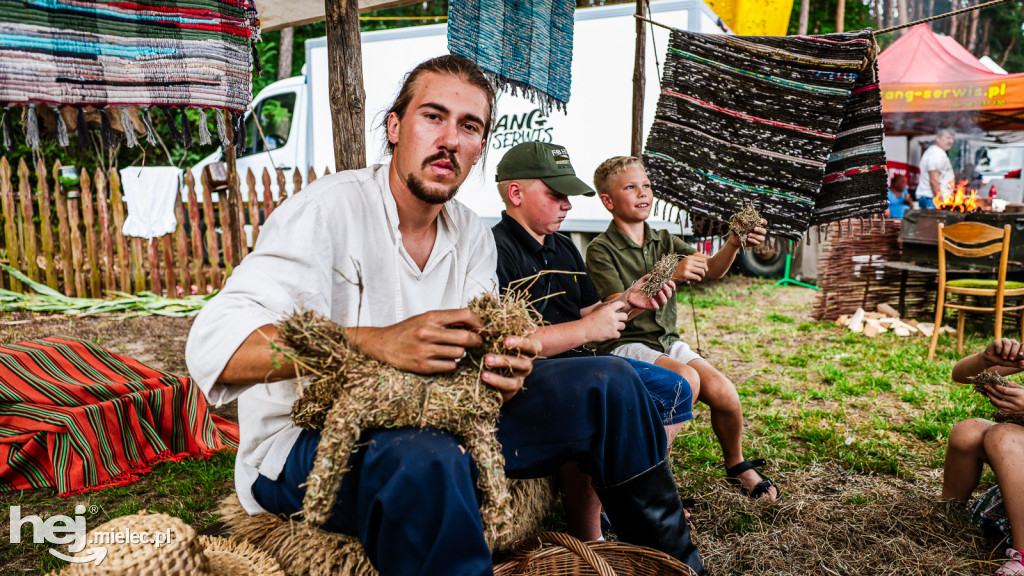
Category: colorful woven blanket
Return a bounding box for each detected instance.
[448,0,574,113]
[0,337,237,496]
[644,30,887,241]
[0,0,260,150]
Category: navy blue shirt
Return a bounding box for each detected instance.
[492,211,602,358]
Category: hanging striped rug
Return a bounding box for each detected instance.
[0,337,238,496]
[0,0,260,150]
[644,29,887,241]
[448,0,575,113]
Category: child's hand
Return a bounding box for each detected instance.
[982,339,1024,370]
[624,275,675,311]
[728,218,768,248]
[985,380,1024,414]
[674,253,709,283]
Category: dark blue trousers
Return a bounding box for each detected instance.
[252,356,667,576]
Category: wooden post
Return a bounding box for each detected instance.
[52,162,73,296]
[293,168,303,195]
[148,238,162,296]
[200,168,221,289]
[0,158,21,292]
[631,0,648,157]
[173,194,190,298]
[66,193,87,298]
[837,0,846,33]
[247,169,261,247]
[262,168,275,220]
[185,171,206,292]
[234,171,248,260]
[325,0,366,172]
[224,146,244,266]
[17,160,39,284]
[162,234,175,297]
[80,170,101,297]
[308,166,318,184]
[108,169,131,293]
[35,159,57,291]
[276,167,288,204]
[217,180,235,279]
[131,237,145,294]
[93,168,115,293]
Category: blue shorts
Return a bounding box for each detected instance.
[918,196,935,210]
[617,356,693,425]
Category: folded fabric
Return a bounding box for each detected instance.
[0,337,238,496]
[120,166,182,238]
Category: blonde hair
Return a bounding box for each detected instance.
[593,156,645,196]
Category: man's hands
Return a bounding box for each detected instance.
[351,308,540,402]
[674,253,709,283]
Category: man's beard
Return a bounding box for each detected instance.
[407,151,462,205]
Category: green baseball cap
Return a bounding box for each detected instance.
[495,142,596,197]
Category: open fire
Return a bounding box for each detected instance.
[935,180,978,212]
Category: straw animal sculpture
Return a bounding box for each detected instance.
[278,291,540,541]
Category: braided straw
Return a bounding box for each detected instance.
[66,512,209,576]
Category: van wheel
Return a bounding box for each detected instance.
[737,242,788,278]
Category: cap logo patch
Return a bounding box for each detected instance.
[551,147,571,168]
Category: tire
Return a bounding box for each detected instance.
[737,242,788,278]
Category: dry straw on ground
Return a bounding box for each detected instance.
[277,290,540,542]
[640,253,681,297]
[688,463,995,576]
[728,201,763,247]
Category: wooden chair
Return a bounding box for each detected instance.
[927,222,1024,360]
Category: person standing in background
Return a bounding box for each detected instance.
[918,129,956,209]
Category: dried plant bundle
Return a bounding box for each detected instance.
[973,371,1024,426]
[728,201,763,247]
[640,253,680,298]
[277,290,541,541]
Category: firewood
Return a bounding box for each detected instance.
[848,308,865,332]
[877,303,900,319]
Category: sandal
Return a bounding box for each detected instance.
[995,549,1024,576]
[724,458,780,500]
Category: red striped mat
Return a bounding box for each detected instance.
[0,337,238,496]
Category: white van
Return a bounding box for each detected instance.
[192,0,728,245]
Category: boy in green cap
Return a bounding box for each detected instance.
[586,155,779,501]
[491,141,701,546]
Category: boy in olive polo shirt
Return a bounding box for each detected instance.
[586,156,779,501]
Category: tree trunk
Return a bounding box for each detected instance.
[325,0,366,172]
[896,0,909,36]
[977,18,990,59]
[631,0,647,157]
[278,27,295,81]
[883,0,893,30]
[1000,34,1016,67]
[836,0,846,33]
[799,0,810,34]
[967,2,981,55]
[875,0,883,29]
[928,0,935,18]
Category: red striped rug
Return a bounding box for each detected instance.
[0,337,238,496]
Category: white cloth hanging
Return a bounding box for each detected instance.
[120,167,182,238]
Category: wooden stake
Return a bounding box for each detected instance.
[66,194,86,298]
[200,167,222,289]
[52,162,73,296]
[173,192,190,298]
[1,158,22,292]
[35,159,57,290]
[93,168,115,293]
[17,160,39,283]
[247,169,261,248]
[325,0,366,172]
[108,169,131,293]
[262,168,275,220]
[185,170,206,292]
[80,169,100,297]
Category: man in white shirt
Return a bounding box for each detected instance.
[186,55,705,576]
[918,129,956,209]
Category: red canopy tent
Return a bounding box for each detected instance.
[879,23,1024,135]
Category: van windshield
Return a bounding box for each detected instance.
[242,93,297,157]
[977,146,1024,176]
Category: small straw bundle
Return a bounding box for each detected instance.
[728,201,764,247]
[639,253,681,298]
[972,371,1024,426]
[277,290,541,542]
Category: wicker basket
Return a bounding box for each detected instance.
[493,532,698,576]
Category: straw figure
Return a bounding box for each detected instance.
[728,201,763,247]
[973,371,1024,426]
[277,290,541,542]
[639,253,681,298]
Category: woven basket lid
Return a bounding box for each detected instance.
[56,511,283,576]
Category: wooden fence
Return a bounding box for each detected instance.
[0,154,326,298]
